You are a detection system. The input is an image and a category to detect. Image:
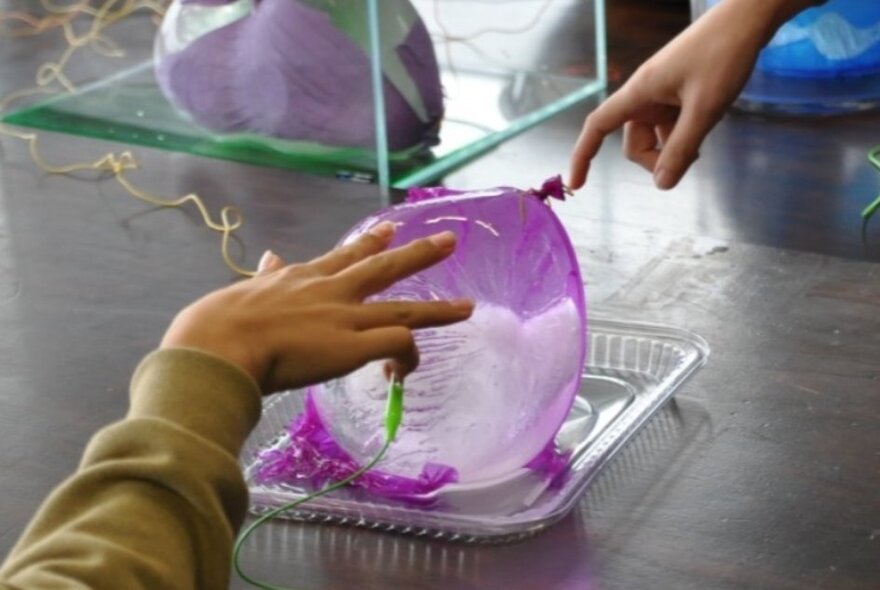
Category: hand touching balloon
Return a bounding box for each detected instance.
[161,223,474,394]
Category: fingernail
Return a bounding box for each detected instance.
[368,221,396,240]
[450,298,474,312]
[257,250,275,272]
[654,168,674,190]
[429,231,456,250]
[384,361,403,382]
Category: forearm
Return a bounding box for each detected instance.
[0,349,262,590]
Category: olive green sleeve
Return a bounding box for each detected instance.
[0,348,262,590]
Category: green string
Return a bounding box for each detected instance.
[863,146,880,221]
[861,146,880,256]
[233,380,404,590]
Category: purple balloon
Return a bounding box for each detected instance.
[294,180,588,488]
[154,0,443,150]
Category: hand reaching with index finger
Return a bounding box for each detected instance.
[569,0,804,190]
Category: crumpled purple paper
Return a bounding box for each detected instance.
[255,392,459,504]
[526,442,572,490]
[255,392,573,500]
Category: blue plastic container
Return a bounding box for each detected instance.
[694,0,880,115]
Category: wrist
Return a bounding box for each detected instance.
[161,305,266,390]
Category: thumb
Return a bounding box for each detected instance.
[256,250,285,275]
[653,103,715,190]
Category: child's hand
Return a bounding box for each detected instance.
[161,222,474,394]
[569,0,812,191]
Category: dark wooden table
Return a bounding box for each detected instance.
[1,2,879,589]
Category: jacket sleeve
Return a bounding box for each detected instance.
[0,348,262,590]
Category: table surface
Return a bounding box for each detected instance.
[1,2,879,590]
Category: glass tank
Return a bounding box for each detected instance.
[3,0,607,194]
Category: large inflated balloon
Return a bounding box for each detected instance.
[154,0,443,150]
[256,179,587,499]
